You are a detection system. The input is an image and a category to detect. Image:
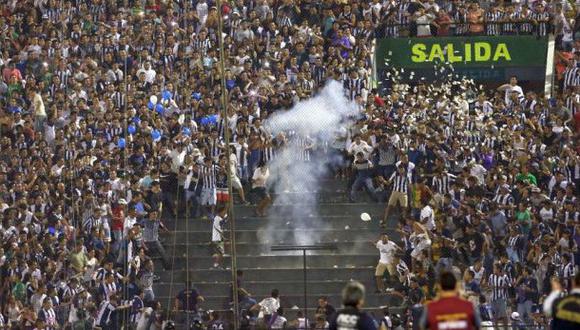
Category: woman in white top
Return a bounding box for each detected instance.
[252,161,271,217]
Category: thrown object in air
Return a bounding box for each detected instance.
[360,213,371,222]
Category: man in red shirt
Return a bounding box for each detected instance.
[111,198,128,252]
[418,271,481,330]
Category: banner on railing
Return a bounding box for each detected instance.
[376,36,548,70]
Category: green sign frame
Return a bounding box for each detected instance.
[376,36,548,70]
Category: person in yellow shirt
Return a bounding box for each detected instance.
[69,243,88,275]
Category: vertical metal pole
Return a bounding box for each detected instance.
[123,50,129,330]
[215,0,239,328]
[303,249,307,323]
[545,34,556,98]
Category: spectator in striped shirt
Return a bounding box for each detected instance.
[533,3,551,36]
[199,157,219,219]
[485,263,511,330]
[485,3,503,36]
[142,210,171,271]
[501,4,519,35]
[95,294,122,330]
[519,6,535,35]
[37,297,57,330]
[562,56,580,91]
[560,253,576,291]
[382,165,411,227]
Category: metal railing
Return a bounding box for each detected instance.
[374,21,552,38]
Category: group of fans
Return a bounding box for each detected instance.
[378,0,563,38]
[0,0,578,329]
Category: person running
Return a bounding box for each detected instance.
[374,234,401,293]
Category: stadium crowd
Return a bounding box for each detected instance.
[0,0,578,329]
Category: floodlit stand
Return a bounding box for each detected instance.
[270,244,338,321]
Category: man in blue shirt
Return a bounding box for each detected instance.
[130,289,145,327]
[174,281,205,312]
[350,152,376,202]
[142,210,170,270]
[516,267,538,324]
[489,202,508,239]
[329,281,377,330]
[464,269,481,295]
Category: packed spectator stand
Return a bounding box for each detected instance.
[0,0,579,329]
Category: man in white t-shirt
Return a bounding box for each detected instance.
[251,289,281,320]
[252,162,271,217]
[420,201,435,231]
[347,135,373,159]
[415,8,436,37]
[211,207,227,269]
[196,0,209,26]
[497,76,524,105]
[469,161,488,185]
[374,234,400,293]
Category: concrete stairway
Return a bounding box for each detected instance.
[153,179,403,326]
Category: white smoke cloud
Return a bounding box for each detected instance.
[265,80,360,136]
[259,80,360,248]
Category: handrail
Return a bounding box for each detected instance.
[374,21,553,38]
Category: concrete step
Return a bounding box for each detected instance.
[163,207,387,231]
[162,227,393,244]
[153,178,401,324]
[234,203,386,218]
[243,178,350,193]
[264,191,376,204]
[154,280,377,297]
[153,254,378,270]
[164,240,382,257]
[156,267,378,283]
[152,293,403,311]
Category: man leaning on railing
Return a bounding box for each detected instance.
[376,4,554,39]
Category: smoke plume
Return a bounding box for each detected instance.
[258,80,360,249]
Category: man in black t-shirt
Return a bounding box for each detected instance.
[174,281,204,312]
[146,181,163,213]
[329,281,377,330]
[460,226,484,264]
